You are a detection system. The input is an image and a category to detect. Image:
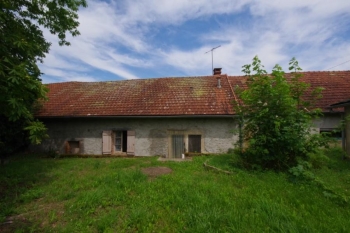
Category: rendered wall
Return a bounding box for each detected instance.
[34,117,239,156]
[312,113,342,130]
[33,113,342,156]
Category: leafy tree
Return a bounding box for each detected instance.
[234,56,326,170]
[0,0,87,150]
[0,116,29,156]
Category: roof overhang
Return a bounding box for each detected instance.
[329,99,350,108]
[36,114,238,119]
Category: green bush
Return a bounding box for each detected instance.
[234,56,328,170]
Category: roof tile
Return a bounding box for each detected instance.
[36,71,350,117]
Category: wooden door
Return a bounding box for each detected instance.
[172,135,184,158]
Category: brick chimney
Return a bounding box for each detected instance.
[213,68,222,75]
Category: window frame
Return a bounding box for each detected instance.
[188,134,202,153]
[102,130,135,155]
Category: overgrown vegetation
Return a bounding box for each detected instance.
[234,56,328,170]
[0,116,29,159]
[0,152,349,232]
[0,0,87,149]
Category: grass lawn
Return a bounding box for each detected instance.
[1,149,350,232]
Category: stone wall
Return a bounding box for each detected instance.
[34,117,239,157]
[32,113,343,156]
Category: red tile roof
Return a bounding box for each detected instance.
[37,75,235,117]
[36,71,350,117]
[296,71,350,112]
[330,99,350,107]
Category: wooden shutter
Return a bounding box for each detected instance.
[102,131,112,154]
[127,130,135,155]
[65,141,70,154]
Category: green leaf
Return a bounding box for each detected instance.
[234,56,325,170]
[0,0,86,146]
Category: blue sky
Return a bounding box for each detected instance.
[40,0,350,83]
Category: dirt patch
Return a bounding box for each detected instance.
[141,167,172,180]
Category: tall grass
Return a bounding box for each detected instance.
[0,150,350,232]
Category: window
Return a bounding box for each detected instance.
[102,130,135,155]
[167,131,204,158]
[188,135,201,153]
[65,139,84,154]
[115,131,123,151]
[320,128,342,140]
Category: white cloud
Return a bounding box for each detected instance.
[39,0,350,83]
[158,0,350,74]
[40,67,98,83]
[41,53,88,72]
[122,0,250,25]
[40,67,69,78]
[78,1,148,52]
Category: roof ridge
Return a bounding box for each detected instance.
[46,70,350,85]
[46,75,225,85]
[295,70,350,73]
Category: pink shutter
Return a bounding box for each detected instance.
[102,131,112,154]
[127,130,135,155]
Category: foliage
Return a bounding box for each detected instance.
[0,116,29,157]
[0,0,87,145]
[234,56,328,170]
[287,148,349,204]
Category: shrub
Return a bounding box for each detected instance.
[234,56,328,170]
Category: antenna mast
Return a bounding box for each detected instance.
[205,45,221,72]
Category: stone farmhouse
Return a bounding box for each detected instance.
[34,69,350,158]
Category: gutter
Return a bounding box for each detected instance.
[36,114,239,119]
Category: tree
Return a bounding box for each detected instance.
[0,0,87,150]
[234,56,325,170]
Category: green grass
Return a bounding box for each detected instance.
[0,150,350,232]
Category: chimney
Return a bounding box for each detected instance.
[213,68,222,75]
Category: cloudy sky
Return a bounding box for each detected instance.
[40,0,350,83]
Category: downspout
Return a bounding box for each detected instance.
[226,75,243,151]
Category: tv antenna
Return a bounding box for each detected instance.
[205,45,221,72]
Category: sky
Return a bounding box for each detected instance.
[40,0,350,83]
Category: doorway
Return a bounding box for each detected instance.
[172,134,184,158]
